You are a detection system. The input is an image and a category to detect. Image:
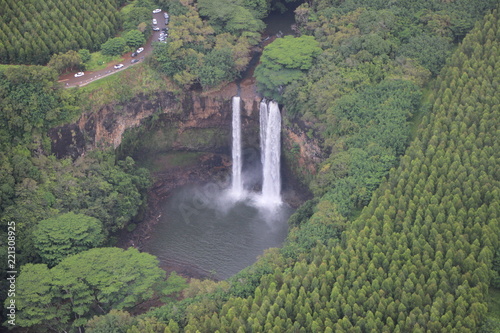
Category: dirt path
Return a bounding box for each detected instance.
[59,11,166,87]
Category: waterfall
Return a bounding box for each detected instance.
[231,96,244,197]
[259,99,268,168]
[261,100,282,204]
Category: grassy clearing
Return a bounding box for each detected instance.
[84,52,124,72]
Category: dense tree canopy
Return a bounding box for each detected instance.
[152,0,266,88]
[13,247,165,331]
[33,212,105,266]
[0,0,121,64]
[255,35,321,101]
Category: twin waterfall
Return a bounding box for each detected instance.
[231,96,281,205]
[231,97,243,198]
[260,100,282,204]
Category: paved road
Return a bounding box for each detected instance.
[59,10,167,87]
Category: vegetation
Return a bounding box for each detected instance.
[1,0,500,332]
[179,6,500,331]
[13,247,166,331]
[33,212,105,267]
[0,0,123,64]
[0,65,152,328]
[255,35,321,101]
[151,0,273,89]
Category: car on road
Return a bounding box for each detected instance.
[153,26,160,31]
[152,18,157,25]
[136,47,144,53]
[164,12,169,19]
[74,72,84,77]
[153,8,161,13]
[114,64,124,69]
[131,52,138,57]
[131,59,140,64]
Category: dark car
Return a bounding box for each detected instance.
[131,52,138,57]
[131,59,140,64]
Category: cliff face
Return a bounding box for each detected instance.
[49,84,262,159]
[49,80,321,198]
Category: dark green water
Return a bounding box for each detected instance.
[143,184,294,279]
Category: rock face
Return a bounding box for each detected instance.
[49,80,319,200]
[49,84,261,159]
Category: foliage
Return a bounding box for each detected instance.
[152,1,263,89]
[33,212,105,267]
[101,37,127,56]
[0,65,80,146]
[255,35,321,101]
[0,0,121,64]
[398,33,453,75]
[0,149,150,272]
[161,272,188,301]
[78,49,92,63]
[180,6,500,331]
[86,310,134,333]
[12,247,165,331]
[198,0,265,39]
[124,29,146,49]
[47,50,83,74]
[197,48,238,89]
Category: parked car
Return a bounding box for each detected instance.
[136,47,144,53]
[165,18,169,25]
[114,64,124,69]
[131,59,140,64]
[153,8,161,13]
[74,72,84,77]
[153,26,160,31]
[152,19,157,25]
[164,12,169,19]
[131,52,138,57]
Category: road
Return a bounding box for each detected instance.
[58,10,167,87]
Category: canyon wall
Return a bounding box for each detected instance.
[49,81,321,198]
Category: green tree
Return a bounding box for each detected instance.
[14,248,165,331]
[123,29,145,49]
[78,48,91,63]
[255,35,321,101]
[85,310,134,333]
[197,48,237,88]
[101,37,126,56]
[33,212,105,266]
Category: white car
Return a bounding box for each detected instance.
[153,27,160,31]
[136,47,144,53]
[153,9,161,14]
[74,72,84,77]
[152,19,157,25]
[114,64,124,69]
[164,12,169,19]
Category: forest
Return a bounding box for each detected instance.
[0,0,124,64]
[1,0,499,332]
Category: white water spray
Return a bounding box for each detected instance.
[260,100,282,204]
[231,96,244,198]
